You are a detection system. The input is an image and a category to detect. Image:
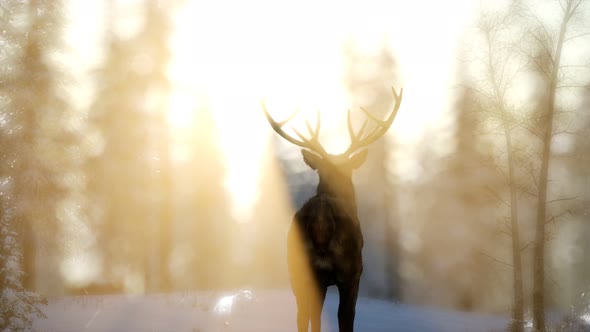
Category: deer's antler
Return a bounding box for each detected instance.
[344,87,403,156]
[261,100,328,157]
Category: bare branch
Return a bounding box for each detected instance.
[503,219,512,235]
[544,209,571,225]
[529,162,539,190]
[486,186,510,208]
[521,241,534,252]
[516,42,552,79]
[519,185,538,198]
[480,252,513,268]
[553,129,584,137]
[461,84,495,102]
[495,163,510,183]
[556,84,590,89]
[529,31,554,63]
[523,5,554,46]
[564,31,590,43]
[547,196,578,204]
[568,0,584,20]
[516,119,544,141]
[504,61,531,90]
[560,65,590,72]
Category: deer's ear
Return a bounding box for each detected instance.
[302,150,322,170]
[349,149,368,169]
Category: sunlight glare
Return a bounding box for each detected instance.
[170,0,477,220]
[168,91,195,129]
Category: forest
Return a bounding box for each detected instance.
[0,0,589,331]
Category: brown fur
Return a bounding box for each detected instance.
[288,152,366,332]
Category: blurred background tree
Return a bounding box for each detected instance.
[85,0,177,293]
[0,0,70,329]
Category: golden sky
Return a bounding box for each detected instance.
[60,0,481,283]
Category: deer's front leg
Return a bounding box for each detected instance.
[294,289,310,332]
[337,279,360,332]
[288,220,313,331]
[310,284,327,332]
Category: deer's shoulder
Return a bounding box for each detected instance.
[295,194,353,222]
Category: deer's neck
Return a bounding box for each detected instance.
[316,178,357,217]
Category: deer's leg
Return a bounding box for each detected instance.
[294,289,310,332]
[337,279,359,332]
[310,284,327,332]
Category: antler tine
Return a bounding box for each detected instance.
[278,107,301,127]
[305,110,321,142]
[261,100,327,156]
[347,109,369,142]
[345,87,403,155]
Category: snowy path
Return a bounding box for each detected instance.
[34,289,508,332]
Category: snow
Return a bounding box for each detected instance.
[33,289,509,332]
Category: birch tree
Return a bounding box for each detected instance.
[469,5,528,330]
[518,1,590,329]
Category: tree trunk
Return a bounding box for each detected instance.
[486,27,525,330]
[19,218,36,290]
[158,121,173,292]
[505,128,524,332]
[532,2,571,330]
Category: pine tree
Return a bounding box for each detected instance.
[0,0,69,328]
[446,88,505,310]
[0,201,46,331]
[0,2,44,330]
[13,0,71,294]
[86,0,177,292]
[409,88,504,310]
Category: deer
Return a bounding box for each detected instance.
[261,87,403,332]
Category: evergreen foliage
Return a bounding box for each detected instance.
[0,203,46,332]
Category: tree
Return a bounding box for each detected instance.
[0,0,69,328]
[139,0,176,292]
[86,0,175,292]
[519,1,590,329]
[469,5,528,329]
[9,0,71,293]
[405,86,503,311]
[0,201,46,331]
[564,91,590,303]
[448,88,506,311]
[0,0,72,295]
[468,1,590,328]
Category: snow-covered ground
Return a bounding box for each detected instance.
[34,289,512,332]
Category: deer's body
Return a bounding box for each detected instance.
[288,194,363,332]
[262,87,402,332]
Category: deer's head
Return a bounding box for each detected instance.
[262,88,403,210]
